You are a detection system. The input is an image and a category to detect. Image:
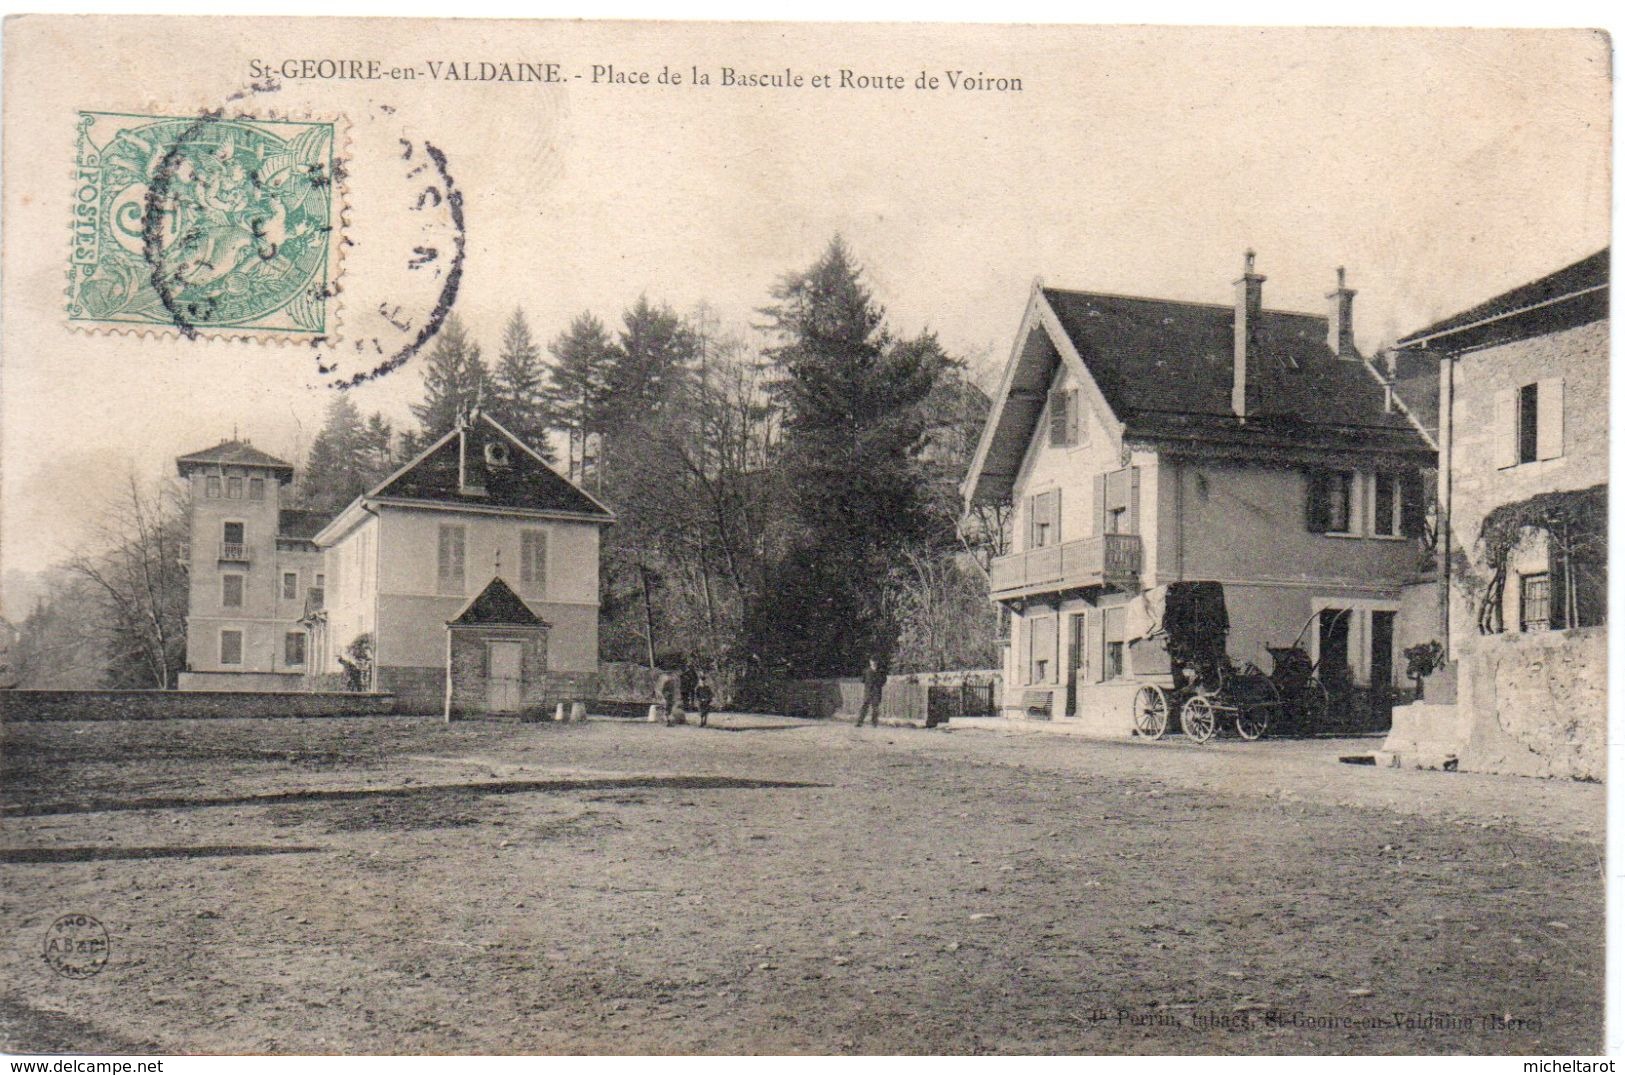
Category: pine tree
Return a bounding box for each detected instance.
[489,308,554,462]
[542,311,618,472]
[302,395,367,515]
[749,236,954,677]
[409,314,489,440]
[605,295,698,433]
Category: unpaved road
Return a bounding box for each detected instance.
[0,714,1604,1054]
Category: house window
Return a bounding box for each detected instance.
[249,477,265,501]
[1106,507,1126,535]
[1517,383,1539,465]
[222,574,244,608]
[1327,472,1354,533]
[520,530,548,594]
[1372,473,1401,537]
[1497,379,1565,468]
[1306,470,1356,534]
[1103,605,1126,681]
[1048,388,1080,448]
[310,573,326,610]
[1027,615,1056,684]
[437,525,466,594]
[206,475,221,498]
[284,632,307,666]
[221,521,246,561]
[220,630,243,666]
[1028,490,1060,549]
[282,571,298,601]
[227,476,243,499]
[1520,573,1551,632]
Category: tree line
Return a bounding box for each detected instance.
[7,237,1007,694]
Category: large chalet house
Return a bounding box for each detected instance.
[176,411,614,713]
[963,253,1436,733]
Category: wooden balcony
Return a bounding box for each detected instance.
[989,533,1142,600]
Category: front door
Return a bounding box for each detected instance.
[488,641,524,712]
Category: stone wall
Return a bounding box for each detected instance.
[1456,627,1606,780]
[0,690,398,722]
[771,671,1002,723]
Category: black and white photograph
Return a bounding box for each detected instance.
[0,14,1612,1059]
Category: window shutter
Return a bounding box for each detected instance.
[1019,616,1032,684]
[1493,388,1518,469]
[1065,389,1080,446]
[1093,473,1107,536]
[1304,470,1328,532]
[1536,378,1565,460]
[1127,467,1141,535]
[1088,608,1106,683]
[1048,390,1068,447]
[1049,489,1062,543]
[1548,542,1570,630]
[1400,471,1425,538]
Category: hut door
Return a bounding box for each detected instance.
[488,641,524,712]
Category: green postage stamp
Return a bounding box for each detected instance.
[68,111,340,338]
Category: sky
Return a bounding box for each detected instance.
[0,20,1612,601]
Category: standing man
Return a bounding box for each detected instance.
[856,655,887,727]
[694,673,714,728]
[656,669,683,726]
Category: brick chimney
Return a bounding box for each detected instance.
[1327,266,1358,359]
[1232,249,1265,418]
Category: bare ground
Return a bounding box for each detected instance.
[0,713,1604,1055]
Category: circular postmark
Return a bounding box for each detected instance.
[42,913,110,979]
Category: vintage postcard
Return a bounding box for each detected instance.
[0,15,1611,1058]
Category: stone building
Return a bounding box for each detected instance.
[1382,248,1607,778]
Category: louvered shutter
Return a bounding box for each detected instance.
[1493,388,1518,469]
[1400,471,1425,538]
[1049,489,1062,543]
[1537,378,1565,460]
[1304,470,1329,532]
[1088,608,1106,683]
[1065,389,1080,446]
[1019,615,1033,684]
[1127,467,1141,535]
[1049,390,1068,447]
[1093,473,1107,536]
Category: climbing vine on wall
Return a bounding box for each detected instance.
[1467,483,1607,634]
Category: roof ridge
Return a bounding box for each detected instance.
[1043,285,1325,322]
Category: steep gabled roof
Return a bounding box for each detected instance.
[370,413,614,520]
[1042,288,1416,431]
[1397,248,1608,353]
[176,440,295,480]
[964,282,1432,506]
[448,576,549,627]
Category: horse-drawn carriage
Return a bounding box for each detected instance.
[1125,581,1345,743]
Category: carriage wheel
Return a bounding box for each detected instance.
[1180,695,1217,743]
[1132,685,1169,740]
[1235,706,1269,741]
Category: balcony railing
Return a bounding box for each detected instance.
[989,533,1142,598]
[219,542,250,563]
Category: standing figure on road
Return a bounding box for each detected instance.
[656,669,683,726]
[856,655,887,727]
[695,673,714,728]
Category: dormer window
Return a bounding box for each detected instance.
[484,440,512,468]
